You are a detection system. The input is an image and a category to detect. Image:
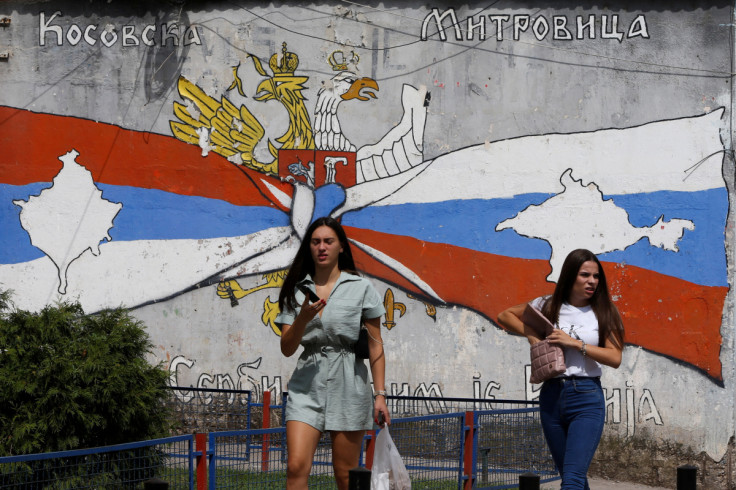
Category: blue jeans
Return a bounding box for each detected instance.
[539,377,605,490]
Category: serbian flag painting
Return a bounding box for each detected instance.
[0,106,298,312]
[0,105,729,381]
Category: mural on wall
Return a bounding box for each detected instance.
[1,51,726,377]
[0,1,733,455]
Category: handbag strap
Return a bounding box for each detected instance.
[364,326,384,345]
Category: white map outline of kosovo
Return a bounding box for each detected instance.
[13,150,122,294]
[496,168,695,281]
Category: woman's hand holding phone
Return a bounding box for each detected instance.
[298,285,321,303]
[296,285,325,323]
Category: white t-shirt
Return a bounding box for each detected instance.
[531,296,602,378]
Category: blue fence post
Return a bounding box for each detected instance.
[262,390,271,472]
[208,433,216,490]
[677,464,697,490]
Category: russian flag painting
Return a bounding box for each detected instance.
[341,109,728,381]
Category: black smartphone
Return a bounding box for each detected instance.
[297,285,320,303]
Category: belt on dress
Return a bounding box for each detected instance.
[302,344,353,356]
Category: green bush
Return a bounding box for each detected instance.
[0,290,172,456]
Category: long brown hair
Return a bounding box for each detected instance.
[541,249,625,348]
[278,217,358,311]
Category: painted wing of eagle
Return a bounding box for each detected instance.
[170,52,314,176]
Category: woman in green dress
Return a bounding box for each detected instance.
[276,217,390,490]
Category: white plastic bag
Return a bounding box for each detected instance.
[370,426,411,490]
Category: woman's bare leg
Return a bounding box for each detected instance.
[286,421,322,490]
[330,430,366,490]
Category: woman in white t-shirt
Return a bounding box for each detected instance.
[498,249,625,489]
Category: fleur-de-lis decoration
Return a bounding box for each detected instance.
[383,288,406,330]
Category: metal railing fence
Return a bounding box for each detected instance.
[388,412,466,488]
[0,435,194,489]
[474,407,556,489]
[208,428,287,489]
[204,396,556,489]
[165,386,254,434]
[387,395,538,417]
[207,426,363,489]
[165,386,289,435]
[0,389,556,489]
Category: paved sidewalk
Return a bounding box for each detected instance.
[542,477,671,489]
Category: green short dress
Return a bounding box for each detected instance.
[275,272,385,432]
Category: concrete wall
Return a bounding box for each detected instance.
[1,0,734,474]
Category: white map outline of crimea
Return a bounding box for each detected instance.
[496,168,695,281]
[13,150,122,295]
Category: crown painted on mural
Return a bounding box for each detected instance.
[328,50,359,71]
[269,42,299,75]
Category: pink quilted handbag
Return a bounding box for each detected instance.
[522,304,567,383]
[529,339,566,383]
